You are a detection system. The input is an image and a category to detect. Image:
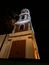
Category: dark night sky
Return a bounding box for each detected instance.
[0,0,48,59]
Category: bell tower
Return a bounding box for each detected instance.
[8,9,40,59]
[0,9,40,59]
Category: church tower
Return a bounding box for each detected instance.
[0,9,40,59]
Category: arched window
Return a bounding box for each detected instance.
[20,25,24,31]
[21,15,25,19]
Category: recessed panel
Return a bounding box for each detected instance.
[9,40,26,58]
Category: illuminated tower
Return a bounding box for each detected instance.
[0,9,40,59]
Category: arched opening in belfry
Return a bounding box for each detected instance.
[21,15,25,20]
[20,25,24,31]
